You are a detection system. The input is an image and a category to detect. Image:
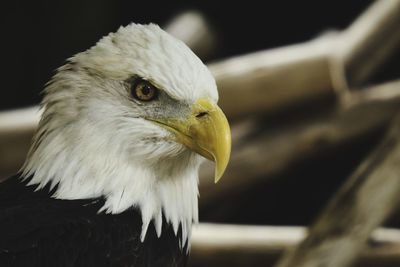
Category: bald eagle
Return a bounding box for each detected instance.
[0,24,231,267]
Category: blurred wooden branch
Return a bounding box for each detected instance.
[199,80,400,208]
[210,33,337,118]
[213,0,400,118]
[0,107,40,179]
[335,0,400,88]
[165,10,217,60]
[275,113,400,267]
[189,223,400,267]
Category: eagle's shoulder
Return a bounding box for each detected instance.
[0,175,187,267]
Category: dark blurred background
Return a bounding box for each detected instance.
[1,0,373,110]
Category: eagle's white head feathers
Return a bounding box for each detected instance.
[21,23,229,247]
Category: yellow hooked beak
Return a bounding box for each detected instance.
[151,98,231,183]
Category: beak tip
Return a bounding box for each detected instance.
[214,174,221,183]
[213,159,229,183]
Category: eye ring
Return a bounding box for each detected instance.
[130,79,158,101]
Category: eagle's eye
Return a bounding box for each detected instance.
[131,79,158,101]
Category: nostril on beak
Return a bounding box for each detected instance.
[196,111,208,118]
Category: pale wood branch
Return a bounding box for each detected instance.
[209,33,337,118]
[199,81,400,208]
[189,224,400,267]
[165,11,217,60]
[0,107,40,179]
[336,0,400,88]
[212,0,400,118]
[275,113,400,267]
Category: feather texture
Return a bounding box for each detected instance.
[0,176,188,267]
[20,23,217,244]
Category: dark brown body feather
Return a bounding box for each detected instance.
[0,175,187,267]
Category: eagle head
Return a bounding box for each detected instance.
[21,23,231,245]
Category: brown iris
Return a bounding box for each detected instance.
[131,79,158,101]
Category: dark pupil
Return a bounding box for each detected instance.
[141,85,151,95]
